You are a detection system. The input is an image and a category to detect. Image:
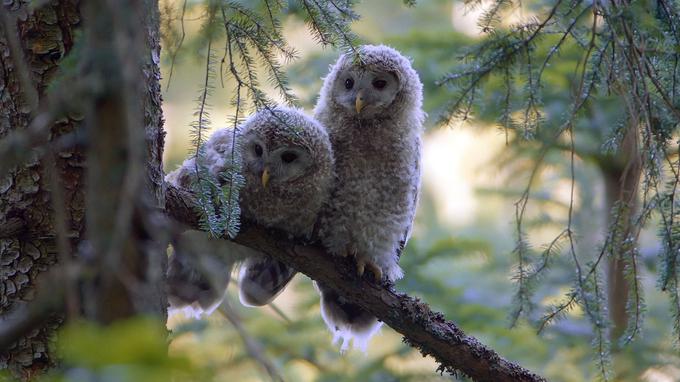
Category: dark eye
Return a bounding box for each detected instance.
[372,79,387,89]
[344,78,354,90]
[254,143,263,157]
[281,151,298,163]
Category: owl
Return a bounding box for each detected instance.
[236,107,334,307]
[166,106,334,315]
[166,126,246,317]
[313,45,424,351]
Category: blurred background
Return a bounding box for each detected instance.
[159,0,680,381]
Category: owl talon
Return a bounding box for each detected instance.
[355,257,382,281]
[357,261,365,276]
[341,246,358,258]
[366,262,383,281]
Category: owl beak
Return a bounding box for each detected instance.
[261,167,271,188]
[355,90,365,114]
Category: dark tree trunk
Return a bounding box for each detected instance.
[80,0,166,323]
[0,1,82,378]
[599,125,641,344]
[0,0,166,378]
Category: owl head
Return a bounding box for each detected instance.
[318,45,424,120]
[239,106,332,191]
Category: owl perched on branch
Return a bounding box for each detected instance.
[237,107,334,307]
[166,107,334,315]
[314,45,424,351]
[166,123,246,317]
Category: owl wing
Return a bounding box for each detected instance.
[167,230,235,315]
[238,257,297,307]
[397,137,421,259]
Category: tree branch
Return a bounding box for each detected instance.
[164,183,546,382]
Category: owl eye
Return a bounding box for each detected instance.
[254,144,263,157]
[372,79,387,89]
[281,151,298,163]
[344,78,354,90]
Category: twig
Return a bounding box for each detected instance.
[218,301,284,382]
[43,152,80,319]
[267,302,292,323]
[165,0,187,91]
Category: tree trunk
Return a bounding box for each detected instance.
[80,0,166,323]
[600,125,641,344]
[0,1,82,378]
[0,0,165,378]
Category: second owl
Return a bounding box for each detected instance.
[314,45,424,351]
[237,107,334,307]
[166,106,334,314]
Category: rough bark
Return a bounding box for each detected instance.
[165,184,546,382]
[0,0,165,378]
[80,0,166,323]
[0,1,82,378]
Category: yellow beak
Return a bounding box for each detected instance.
[261,167,270,188]
[355,90,365,114]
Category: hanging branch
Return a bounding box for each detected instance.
[164,0,187,90]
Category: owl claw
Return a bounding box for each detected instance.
[341,246,358,258]
[356,261,365,276]
[366,262,383,281]
[355,257,383,281]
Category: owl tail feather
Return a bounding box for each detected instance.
[238,257,297,307]
[315,282,382,353]
[168,300,221,320]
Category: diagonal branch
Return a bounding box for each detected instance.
[164,183,546,382]
[218,301,284,382]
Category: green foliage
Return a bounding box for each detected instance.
[296,0,360,52]
[657,177,680,343]
[36,318,208,382]
[420,1,680,377]
[157,0,680,380]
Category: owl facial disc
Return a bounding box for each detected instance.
[332,68,400,118]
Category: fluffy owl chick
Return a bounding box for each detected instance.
[166,107,334,315]
[237,107,334,307]
[166,230,240,318]
[314,45,424,350]
[165,127,246,317]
